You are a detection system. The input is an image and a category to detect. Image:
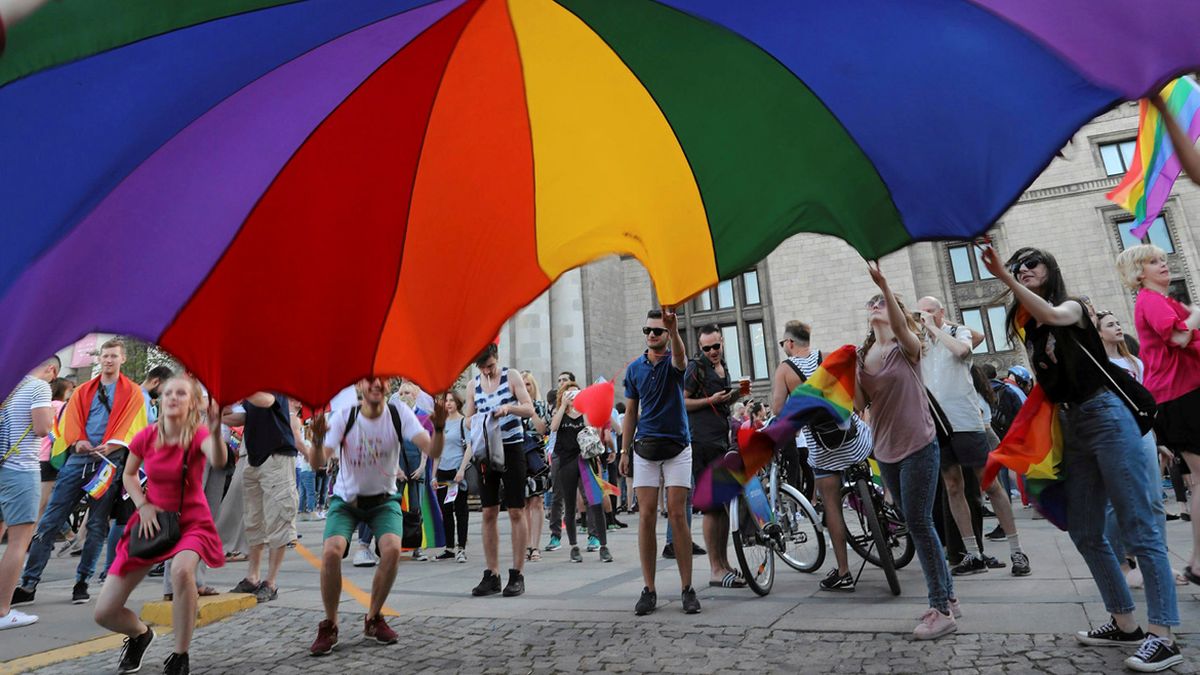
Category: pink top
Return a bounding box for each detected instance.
[38,400,66,462]
[1134,288,1200,403]
[856,343,935,463]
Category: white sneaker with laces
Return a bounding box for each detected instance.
[0,609,38,630]
[456,548,467,564]
[913,607,957,641]
[352,546,378,568]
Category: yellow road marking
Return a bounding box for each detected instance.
[0,627,173,675]
[293,542,398,617]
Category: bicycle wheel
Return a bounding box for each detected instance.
[774,484,825,573]
[732,496,774,596]
[881,502,916,570]
[842,484,912,570]
[856,480,900,596]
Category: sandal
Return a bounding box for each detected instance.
[708,571,747,589]
[1185,566,1200,586]
[225,551,247,562]
[529,548,542,562]
[198,585,219,596]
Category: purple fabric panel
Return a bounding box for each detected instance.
[0,0,461,388]
[969,0,1200,99]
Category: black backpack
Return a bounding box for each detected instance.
[989,381,1023,439]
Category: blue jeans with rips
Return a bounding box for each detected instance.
[1063,390,1178,627]
[878,440,954,615]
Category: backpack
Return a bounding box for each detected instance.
[989,381,1022,439]
[342,403,411,477]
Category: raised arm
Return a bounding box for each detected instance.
[663,306,686,371]
[868,262,922,361]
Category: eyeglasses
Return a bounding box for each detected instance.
[864,297,886,309]
[1010,255,1044,274]
[701,344,721,353]
[642,327,667,336]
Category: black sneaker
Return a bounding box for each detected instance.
[472,570,501,597]
[982,554,1007,570]
[951,554,988,576]
[662,543,676,559]
[681,586,701,614]
[570,546,582,563]
[230,578,259,594]
[71,581,90,605]
[253,582,277,603]
[692,543,707,556]
[819,569,856,592]
[434,549,456,561]
[10,586,34,608]
[163,652,189,675]
[981,505,996,518]
[634,587,657,616]
[1011,552,1031,577]
[985,524,1007,541]
[502,569,524,597]
[147,563,165,578]
[1075,618,1145,646]
[1125,633,1184,672]
[599,546,613,563]
[117,626,155,673]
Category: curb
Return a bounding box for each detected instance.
[140,592,257,627]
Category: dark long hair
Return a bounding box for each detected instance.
[970,365,997,410]
[1003,247,1070,345]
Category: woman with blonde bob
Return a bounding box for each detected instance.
[94,376,226,675]
[1117,244,1200,585]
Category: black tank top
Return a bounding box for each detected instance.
[1022,302,1108,404]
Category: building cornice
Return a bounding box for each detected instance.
[1017,176,1122,204]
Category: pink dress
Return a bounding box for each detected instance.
[108,425,224,577]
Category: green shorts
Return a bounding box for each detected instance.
[323,494,405,548]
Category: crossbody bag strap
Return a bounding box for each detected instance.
[1069,336,1143,414]
[900,351,951,438]
[178,433,189,515]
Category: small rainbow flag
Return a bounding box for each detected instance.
[1107,76,1200,239]
[83,460,117,500]
[416,463,445,549]
[981,385,1066,530]
[578,456,619,507]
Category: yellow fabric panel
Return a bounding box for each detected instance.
[506,0,717,304]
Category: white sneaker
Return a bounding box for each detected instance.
[412,550,429,562]
[456,548,467,564]
[913,607,957,640]
[315,511,326,520]
[0,609,38,630]
[352,546,378,567]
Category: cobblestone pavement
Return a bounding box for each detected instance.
[26,605,1199,674]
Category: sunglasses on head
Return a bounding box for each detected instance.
[1010,255,1044,274]
[642,327,667,336]
[701,344,721,353]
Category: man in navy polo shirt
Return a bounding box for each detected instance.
[619,308,700,616]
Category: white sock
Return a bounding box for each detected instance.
[1008,534,1022,555]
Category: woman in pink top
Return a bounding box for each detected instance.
[856,262,956,641]
[93,376,226,675]
[1117,244,1200,577]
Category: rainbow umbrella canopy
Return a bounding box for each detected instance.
[1,0,1198,404]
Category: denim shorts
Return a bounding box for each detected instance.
[0,466,40,526]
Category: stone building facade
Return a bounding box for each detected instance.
[499,102,1200,398]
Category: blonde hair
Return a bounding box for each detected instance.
[1116,244,1168,290]
[155,375,204,451]
[520,370,542,400]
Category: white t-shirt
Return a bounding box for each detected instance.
[1110,355,1145,384]
[2,376,51,472]
[921,324,985,432]
[323,404,425,502]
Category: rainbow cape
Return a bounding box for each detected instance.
[694,344,857,513]
[1107,76,1200,239]
[50,374,149,469]
[578,456,620,507]
[981,385,1067,530]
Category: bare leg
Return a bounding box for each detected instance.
[169,551,200,654]
[941,466,978,553]
[245,543,264,585]
[703,512,732,580]
[93,567,153,637]
[1182,453,1200,570]
[525,497,544,553]
[264,545,286,588]
[818,476,851,575]
[320,537,347,625]
[371,535,402,618]
[666,487,692,589]
[978,468,1018,536]
[508,507,527,573]
[636,486,659,590]
[482,506,499,574]
[0,523,34,615]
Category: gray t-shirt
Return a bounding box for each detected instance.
[2,376,51,472]
[920,325,985,432]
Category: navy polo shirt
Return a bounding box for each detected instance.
[624,350,690,445]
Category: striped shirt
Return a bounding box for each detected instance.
[802,413,873,473]
[788,350,823,451]
[2,376,51,472]
[474,368,523,444]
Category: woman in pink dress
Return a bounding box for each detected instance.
[94,376,226,675]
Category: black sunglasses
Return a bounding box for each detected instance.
[642,327,667,336]
[1010,255,1044,274]
[778,338,793,348]
[701,344,721,352]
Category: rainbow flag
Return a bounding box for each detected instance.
[981,385,1067,530]
[578,456,620,507]
[83,460,117,500]
[51,374,149,469]
[1107,76,1200,239]
[418,463,445,549]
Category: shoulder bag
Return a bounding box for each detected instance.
[1071,336,1158,436]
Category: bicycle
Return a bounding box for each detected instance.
[838,460,914,596]
[731,449,826,596]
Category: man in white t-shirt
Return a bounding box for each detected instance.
[917,297,1030,578]
[0,356,57,631]
[308,378,445,657]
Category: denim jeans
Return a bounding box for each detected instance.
[1062,390,1178,626]
[297,470,316,512]
[1104,431,1165,565]
[878,440,954,614]
[22,452,119,589]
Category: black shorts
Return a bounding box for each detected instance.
[480,441,527,509]
[39,460,58,483]
[940,431,991,470]
[1156,388,1200,461]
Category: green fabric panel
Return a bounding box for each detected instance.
[0,0,299,86]
[556,0,910,270]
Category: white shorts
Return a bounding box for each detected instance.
[631,446,693,490]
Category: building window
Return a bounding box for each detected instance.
[959,305,1012,354]
[694,291,712,312]
[1170,279,1193,305]
[1099,140,1138,176]
[1117,215,1175,254]
[721,325,744,381]
[947,244,994,284]
[748,321,769,380]
[716,280,735,309]
[743,270,761,305]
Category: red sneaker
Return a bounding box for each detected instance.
[364,615,398,644]
[310,619,338,656]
